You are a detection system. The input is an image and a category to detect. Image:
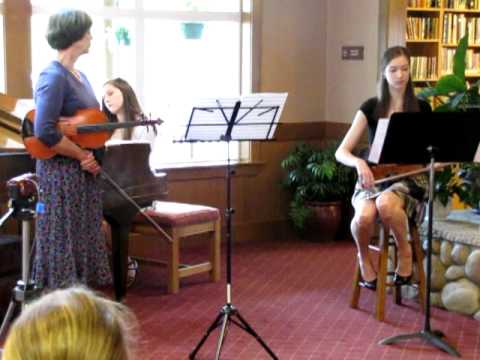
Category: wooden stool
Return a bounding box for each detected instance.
[350,221,426,321]
[130,201,221,294]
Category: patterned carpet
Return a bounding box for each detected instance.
[124,238,480,360]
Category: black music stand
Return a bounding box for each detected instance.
[180,94,287,360]
[368,111,480,358]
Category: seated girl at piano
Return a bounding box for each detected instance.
[102,78,159,140]
[102,77,163,171]
[102,78,161,286]
[335,46,432,290]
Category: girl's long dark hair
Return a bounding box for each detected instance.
[375,46,420,119]
[102,78,157,140]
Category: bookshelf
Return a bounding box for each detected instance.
[405,0,480,87]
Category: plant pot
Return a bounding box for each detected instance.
[305,201,342,242]
[181,22,204,39]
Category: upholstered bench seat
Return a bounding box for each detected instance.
[130,201,221,294]
[134,201,220,228]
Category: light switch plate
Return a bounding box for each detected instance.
[342,46,364,60]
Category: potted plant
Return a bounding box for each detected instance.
[458,164,480,211]
[181,1,205,40]
[281,142,356,240]
[115,27,131,46]
[418,32,480,212]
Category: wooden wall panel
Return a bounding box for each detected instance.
[3,0,32,98]
[162,121,347,243]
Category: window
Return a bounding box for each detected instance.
[30,0,252,168]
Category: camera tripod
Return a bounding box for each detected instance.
[0,174,41,340]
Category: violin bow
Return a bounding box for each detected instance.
[374,162,456,186]
[100,169,173,242]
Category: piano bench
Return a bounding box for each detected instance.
[130,201,221,294]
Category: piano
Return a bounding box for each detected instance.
[102,141,167,300]
[0,93,35,208]
[0,95,167,301]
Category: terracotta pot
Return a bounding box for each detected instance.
[305,201,342,242]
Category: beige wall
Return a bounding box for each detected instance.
[259,0,382,126]
[259,0,326,123]
[325,0,380,124]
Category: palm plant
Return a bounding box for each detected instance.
[281,142,355,233]
[418,33,480,111]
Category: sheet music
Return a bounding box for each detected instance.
[174,93,288,142]
[368,118,390,164]
[475,142,480,163]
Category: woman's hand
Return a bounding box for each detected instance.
[80,151,101,175]
[355,159,374,189]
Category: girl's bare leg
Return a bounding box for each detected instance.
[351,199,378,281]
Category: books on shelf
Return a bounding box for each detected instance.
[411,56,437,80]
[445,0,480,10]
[406,1,480,85]
[408,0,441,8]
[443,13,480,44]
[407,16,439,40]
[441,48,480,74]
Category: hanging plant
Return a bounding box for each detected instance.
[181,0,204,40]
[181,22,205,40]
[115,27,131,46]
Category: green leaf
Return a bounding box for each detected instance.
[417,86,438,99]
[449,92,466,110]
[434,102,453,112]
[436,74,467,94]
[453,33,468,83]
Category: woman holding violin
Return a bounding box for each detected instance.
[32,9,112,289]
[335,46,431,291]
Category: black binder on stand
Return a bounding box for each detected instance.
[369,111,480,358]
[177,93,287,360]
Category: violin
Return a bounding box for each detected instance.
[20,108,172,242]
[22,108,163,159]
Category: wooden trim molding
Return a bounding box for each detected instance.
[158,161,265,182]
[253,121,349,143]
[274,121,325,141]
[251,0,262,93]
[4,0,32,98]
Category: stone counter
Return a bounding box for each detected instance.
[420,215,480,319]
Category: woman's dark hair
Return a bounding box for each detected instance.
[102,78,156,140]
[375,46,420,118]
[47,10,92,50]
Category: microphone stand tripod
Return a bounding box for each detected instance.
[0,182,41,340]
[189,102,278,360]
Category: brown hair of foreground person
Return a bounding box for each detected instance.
[2,286,138,360]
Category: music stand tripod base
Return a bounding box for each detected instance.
[184,96,286,360]
[379,329,460,358]
[367,111,480,359]
[189,302,278,360]
[378,159,460,358]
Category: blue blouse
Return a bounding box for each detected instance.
[34,61,99,147]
